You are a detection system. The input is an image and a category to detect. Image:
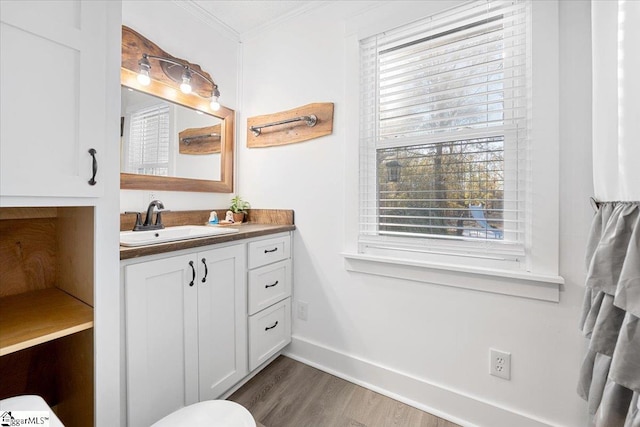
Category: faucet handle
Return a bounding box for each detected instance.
[125,211,143,230]
[155,209,170,227]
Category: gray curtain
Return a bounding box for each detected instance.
[578,202,640,427]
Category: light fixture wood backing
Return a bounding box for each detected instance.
[121,25,213,98]
[120,28,235,193]
[247,103,334,148]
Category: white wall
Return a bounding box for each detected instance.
[239,1,592,426]
[120,1,240,213]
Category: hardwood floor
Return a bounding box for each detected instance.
[229,356,460,427]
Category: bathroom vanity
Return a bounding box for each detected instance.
[120,212,294,427]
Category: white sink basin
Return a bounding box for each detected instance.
[120,225,239,247]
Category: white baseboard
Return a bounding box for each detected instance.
[283,336,562,427]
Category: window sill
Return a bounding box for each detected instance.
[342,252,564,302]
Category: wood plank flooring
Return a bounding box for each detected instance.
[229,356,460,427]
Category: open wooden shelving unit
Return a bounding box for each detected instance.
[0,207,95,427]
[0,288,93,356]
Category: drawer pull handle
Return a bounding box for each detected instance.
[201,258,208,283]
[265,280,279,289]
[188,261,195,287]
[264,247,278,254]
[265,321,279,331]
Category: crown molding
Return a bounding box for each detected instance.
[171,0,241,43]
[240,1,330,42]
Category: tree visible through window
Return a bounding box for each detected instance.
[377,136,505,239]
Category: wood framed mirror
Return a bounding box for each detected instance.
[120,26,234,193]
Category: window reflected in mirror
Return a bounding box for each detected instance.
[120,86,222,182]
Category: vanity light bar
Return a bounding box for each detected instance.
[137,53,221,111]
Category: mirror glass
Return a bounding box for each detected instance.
[120,68,234,193]
[121,86,222,181]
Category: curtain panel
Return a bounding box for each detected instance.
[580,1,640,426]
[579,203,640,427]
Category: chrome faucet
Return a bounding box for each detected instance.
[126,200,169,231]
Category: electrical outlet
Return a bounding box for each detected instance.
[490,348,511,380]
[297,301,308,321]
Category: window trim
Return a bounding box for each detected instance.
[342,252,563,302]
[343,0,562,299]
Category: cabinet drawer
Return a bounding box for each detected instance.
[248,259,291,316]
[248,234,290,269]
[248,298,291,371]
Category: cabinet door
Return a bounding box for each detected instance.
[125,254,199,427]
[197,245,248,400]
[0,1,107,197]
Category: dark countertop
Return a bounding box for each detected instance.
[120,223,295,260]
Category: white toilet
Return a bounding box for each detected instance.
[151,400,256,427]
[0,395,65,427]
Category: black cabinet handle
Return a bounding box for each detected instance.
[265,280,279,289]
[201,258,208,283]
[188,261,195,287]
[264,247,278,254]
[265,321,278,331]
[88,148,98,186]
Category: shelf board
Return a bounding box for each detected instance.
[0,288,93,356]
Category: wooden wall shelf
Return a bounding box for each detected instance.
[247,103,334,148]
[179,124,222,155]
[0,288,93,356]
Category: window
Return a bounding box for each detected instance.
[359,0,530,270]
[126,103,171,176]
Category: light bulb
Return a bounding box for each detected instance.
[210,86,221,111]
[137,55,151,86]
[180,81,192,94]
[210,96,220,111]
[180,68,192,94]
[137,69,151,86]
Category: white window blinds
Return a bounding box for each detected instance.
[359,0,530,265]
[127,103,171,176]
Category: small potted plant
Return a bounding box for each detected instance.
[230,195,250,223]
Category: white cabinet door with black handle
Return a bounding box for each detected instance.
[0,0,107,197]
[124,243,247,427]
[197,244,248,400]
[124,253,199,427]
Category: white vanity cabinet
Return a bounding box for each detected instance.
[247,233,292,371]
[124,244,247,427]
[0,1,108,197]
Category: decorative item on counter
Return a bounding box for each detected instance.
[208,211,218,225]
[230,195,250,223]
[212,210,235,226]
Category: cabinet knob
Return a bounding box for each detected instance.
[265,280,279,289]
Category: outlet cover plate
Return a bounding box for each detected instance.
[490,348,511,380]
[297,301,308,321]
